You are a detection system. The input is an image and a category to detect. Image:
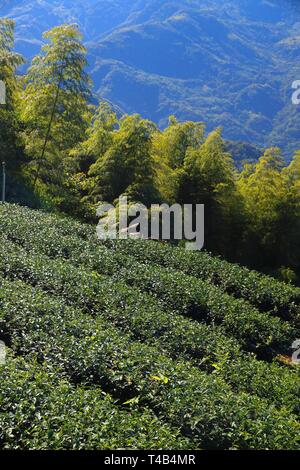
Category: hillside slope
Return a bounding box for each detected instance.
[2,0,300,156]
[1,203,300,449]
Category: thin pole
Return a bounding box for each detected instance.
[2,161,6,203]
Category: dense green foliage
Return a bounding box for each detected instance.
[0,210,294,357]
[1,19,300,279]
[1,204,300,449]
[1,357,189,450]
[1,5,300,453]
[0,18,24,198]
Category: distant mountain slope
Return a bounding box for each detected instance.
[1,0,300,156]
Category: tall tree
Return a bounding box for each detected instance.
[281,151,300,272]
[70,102,118,174]
[20,24,91,200]
[152,117,205,202]
[176,128,240,255]
[88,114,158,206]
[68,102,119,219]
[0,18,23,170]
[238,147,289,268]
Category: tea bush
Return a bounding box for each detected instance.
[1,204,300,449]
[0,356,191,450]
[105,238,300,319]
[1,278,300,449]
[0,208,296,356]
[2,273,300,415]
[2,203,299,320]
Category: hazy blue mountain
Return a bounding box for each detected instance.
[1,0,300,156]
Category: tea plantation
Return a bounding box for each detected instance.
[1,204,300,450]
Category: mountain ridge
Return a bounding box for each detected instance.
[1,0,300,156]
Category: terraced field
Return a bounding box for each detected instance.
[1,204,300,450]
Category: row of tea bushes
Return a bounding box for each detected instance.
[1,251,300,418]
[0,203,94,241]
[0,356,190,450]
[2,203,299,318]
[1,277,300,450]
[104,238,300,319]
[0,218,295,357]
[0,270,240,372]
[114,263,295,357]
